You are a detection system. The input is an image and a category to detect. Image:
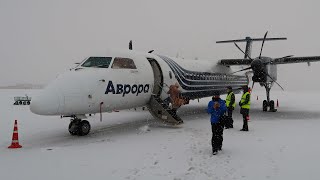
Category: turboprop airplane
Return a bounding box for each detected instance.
[30,33,320,136]
[217,31,320,112]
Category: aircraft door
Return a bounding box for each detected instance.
[147,58,163,97]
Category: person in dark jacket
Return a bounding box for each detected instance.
[207,92,227,155]
[239,86,251,131]
[225,86,235,129]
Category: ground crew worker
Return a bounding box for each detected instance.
[239,86,251,131]
[207,92,227,155]
[225,86,235,129]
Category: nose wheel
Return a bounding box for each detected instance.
[68,118,91,136]
[263,100,277,112]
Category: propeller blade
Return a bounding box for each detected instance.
[148,50,154,53]
[266,73,284,91]
[271,55,294,64]
[273,55,294,62]
[129,40,133,50]
[259,31,268,59]
[278,55,293,59]
[231,66,252,74]
[234,42,253,61]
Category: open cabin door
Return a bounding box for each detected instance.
[146,58,183,125]
[147,58,163,97]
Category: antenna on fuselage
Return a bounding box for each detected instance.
[129,40,133,50]
[128,40,154,53]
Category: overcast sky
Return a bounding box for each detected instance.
[1,0,320,90]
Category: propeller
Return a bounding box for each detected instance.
[266,74,284,91]
[230,42,254,73]
[276,55,293,59]
[148,50,154,53]
[231,31,285,91]
[234,42,254,61]
[272,55,294,64]
[231,66,253,74]
[259,31,268,59]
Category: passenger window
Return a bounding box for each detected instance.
[81,57,112,68]
[111,57,137,69]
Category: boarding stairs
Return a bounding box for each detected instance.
[147,95,183,125]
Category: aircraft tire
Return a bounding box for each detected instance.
[270,100,275,111]
[78,120,91,136]
[68,121,79,136]
[27,101,30,105]
[263,100,268,111]
[23,101,26,105]
[19,101,22,105]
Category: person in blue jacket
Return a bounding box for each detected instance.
[207,91,227,155]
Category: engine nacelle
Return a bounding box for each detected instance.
[251,59,267,82]
[251,57,277,83]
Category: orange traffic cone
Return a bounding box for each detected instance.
[277,99,279,107]
[8,120,22,149]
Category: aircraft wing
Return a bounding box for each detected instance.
[219,59,252,66]
[219,56,320,66]
[272,56,320,65]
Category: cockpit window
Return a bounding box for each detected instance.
[111,57,137,69]
[81,57,112,68]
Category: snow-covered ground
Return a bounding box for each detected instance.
[1,89,320,180]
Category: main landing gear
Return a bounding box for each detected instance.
[68,118,91,136]
[262,83,277,112]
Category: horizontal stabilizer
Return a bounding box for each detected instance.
[219,59,252,66]
[216,37,287,44]
[273,56,320,64]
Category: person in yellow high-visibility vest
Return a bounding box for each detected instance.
[239,86,251,131]
[225,86,235,129]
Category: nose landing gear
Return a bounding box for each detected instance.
[262,83,277,112]
[68,118,91,136]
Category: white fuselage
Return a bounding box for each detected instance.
[30,50,248,116]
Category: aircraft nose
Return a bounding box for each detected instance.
[30,90,60,115]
